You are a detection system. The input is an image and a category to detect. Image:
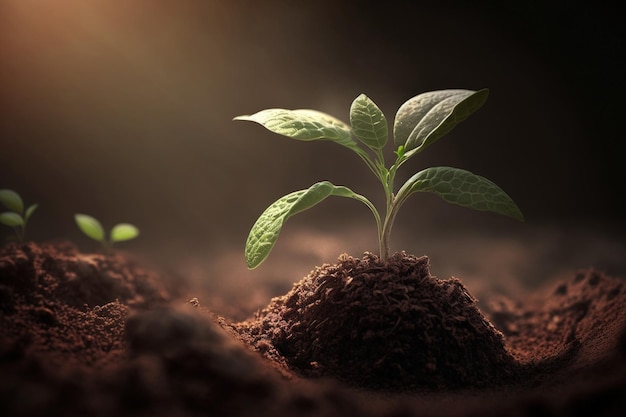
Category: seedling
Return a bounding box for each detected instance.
[74,213,139,249]
[235,89,523,269]
[0,189,38,242]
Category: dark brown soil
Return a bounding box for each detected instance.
[1,241,626,417]
[234,253,516,390]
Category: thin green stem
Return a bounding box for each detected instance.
[380,195,406,262]
[380,173,421,260]
[353,145,415,263]
[378,159,401,262]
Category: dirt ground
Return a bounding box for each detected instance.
[1,241,625,417]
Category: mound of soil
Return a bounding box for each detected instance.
[1,242,626,417]
[235,252,515,390]
[0,241,169,369]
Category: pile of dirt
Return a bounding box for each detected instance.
[1,242,625,417]
[0,241,169,369]
[234,252,516,390]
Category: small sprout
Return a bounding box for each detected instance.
[235,89,524,269]
[74,213,139,249]
[0,189,38,242]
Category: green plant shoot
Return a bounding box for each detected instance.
[0,189,38,242]
[234,89,523,269]
[74,214,139,249]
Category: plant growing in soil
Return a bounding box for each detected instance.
[0,188,38,242]
[235,89,523,268]
[74,213,139,249]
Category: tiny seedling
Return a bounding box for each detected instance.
[74,213,139,249]
[235,89,523,269]
[0,189,38,242]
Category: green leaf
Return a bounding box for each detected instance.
[396,167,524,221]
[75,214,105,242]
[234,108,356,149]
[25,204,38,222]
[245,181,367,269]
[393,89,489,154]
[110,223,140,243]
[350,94,388,150]
[0,212,24,227]
[0,189,24,214]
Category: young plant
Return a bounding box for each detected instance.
[74,213,139,249]
[235,89,523,269]
[0,189,38,242]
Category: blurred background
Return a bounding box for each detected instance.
[1,0,624,316]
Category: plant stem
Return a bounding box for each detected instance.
[378,161,399,262]
[380,196,402,262]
